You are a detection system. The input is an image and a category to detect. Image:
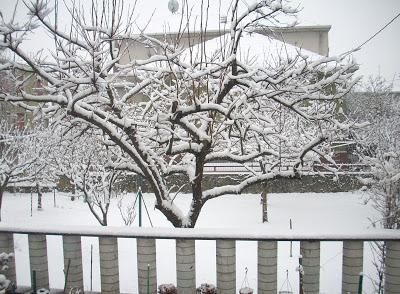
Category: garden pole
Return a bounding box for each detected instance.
[137,175,144,227]
[147,264,150,294]
[142,196,154,227]
[53,187,56,207]
[138,189,142,227]
[63,258,71,293]
[290,219,293,257]
[32,270,37,293]
[30,191,33,217]
[358,273,363,294]
[90,244,93,292]
[299,255,304,294]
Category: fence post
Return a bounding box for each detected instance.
[300,241,320,294]
[176,239,196,294]
[137,238,157,294]
[0,233,16,286]
[28,234,49,290]
[342,241,363,294]
[62,235,84,292]
[385,240,400,293]
[258,241,277,293]
[216,240,235,294]
[99,237,119,293]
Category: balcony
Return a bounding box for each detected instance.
[0,225,399,293]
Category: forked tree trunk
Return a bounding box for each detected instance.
[102,211,108,226]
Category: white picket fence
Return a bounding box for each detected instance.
[0,225,399,294]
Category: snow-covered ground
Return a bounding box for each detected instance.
[2,191,380,293]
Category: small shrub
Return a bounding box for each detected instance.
[196,283,217,294]
[158,283,177,294]
[0,252,13,293]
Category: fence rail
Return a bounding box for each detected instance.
[0,224,399,294]
[203,162,369,175]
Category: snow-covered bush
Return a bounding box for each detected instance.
[117,192,137,226]
[158,283,177,294]
[196,283,216,294]
[0,252,13,293]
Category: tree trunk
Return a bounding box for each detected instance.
[261,181,269,222]
[102,211,108,226]
[0,178,9,222]
[36,183,42,210]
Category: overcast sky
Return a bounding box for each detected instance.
[295,0,400,89]
[1,0,399,89]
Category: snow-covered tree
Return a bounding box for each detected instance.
[52,125,126,226]
[348,77,400,230]
[347,77,400,292]
[0,119,49,221]
[0,0,359,227]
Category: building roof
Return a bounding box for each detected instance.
[143,25,331,56]
[182,32,322,66]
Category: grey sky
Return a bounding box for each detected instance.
[295,0,400,89]
[1,0,399,89]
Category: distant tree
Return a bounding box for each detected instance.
[348,76,400,292]
[52,125,126,226]
[0,0,359,227]
[0,119,48,221]
[349,77,400,229]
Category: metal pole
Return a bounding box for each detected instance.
[358,273,363,294]
[53,187,56,207]
[142,195,154,227]
[299,255,304,294]
[138,189,142,227]
[147,264,150,294]
[137,175,143,227]
[32,270,37,293]
[30,191,33,217]
[63,258,71,293]
[290,218,293,257]
[90,244,93,292]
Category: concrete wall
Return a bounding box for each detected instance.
[6,173,362,194]
[128,173,363,194]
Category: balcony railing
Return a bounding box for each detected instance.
[0,224,399,294]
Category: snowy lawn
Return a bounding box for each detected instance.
[2,191,380,293]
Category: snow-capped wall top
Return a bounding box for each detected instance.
[0,223,399,241]
[183,32,321,66]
